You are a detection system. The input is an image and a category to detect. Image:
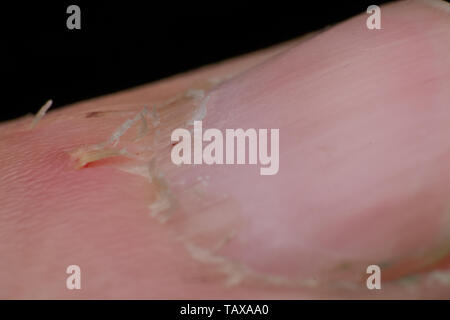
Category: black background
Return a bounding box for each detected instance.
[4,0,396,122]
[0,300,446,316]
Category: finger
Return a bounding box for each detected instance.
[1,0,450,299]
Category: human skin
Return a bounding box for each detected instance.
[1,0,450,299]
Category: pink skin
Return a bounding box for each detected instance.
[1,0,450,299]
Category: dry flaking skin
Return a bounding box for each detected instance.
[147,158,176,223]
[30,99,53,129]
[66,76,247,248]
[62,73,450,296]
[61,77,330,291]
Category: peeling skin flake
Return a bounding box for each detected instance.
[186,94,210,126]
[185,89,205,100]
[184,242,320,288]
[71,148,128,169]
[184,242,249,286]
[134,107,149,141]
[70,107,148,168]
[149,197,172,222]
[149,105,160,128]
[30,99,53,129]
[147,159,175,223]
[108,107,147,147]
[117,164,150,178]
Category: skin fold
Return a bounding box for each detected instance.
[1,0,450,299]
